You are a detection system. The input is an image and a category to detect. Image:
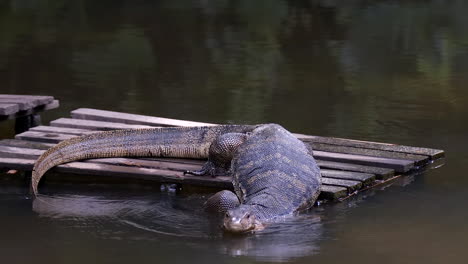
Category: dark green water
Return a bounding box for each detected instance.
[1,0,468,263]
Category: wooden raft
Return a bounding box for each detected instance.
[0,94,59,134]
[0,108,445,201]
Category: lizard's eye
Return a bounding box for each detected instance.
[225,212,229,218]
[246,213,251,219]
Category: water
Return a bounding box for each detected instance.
[1,0,468,263]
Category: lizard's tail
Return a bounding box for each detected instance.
[31,125,255,196]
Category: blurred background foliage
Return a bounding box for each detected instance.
[1,0,467,140]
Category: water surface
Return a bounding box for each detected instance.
[1,0,468,263]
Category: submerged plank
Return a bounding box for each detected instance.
[50,118,153,130]
[71,108,216,127]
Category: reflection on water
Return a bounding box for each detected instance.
[32,192,323,262]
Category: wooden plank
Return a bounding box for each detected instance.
[15,131,76,143]
[318,185,348,200]
[320,169,375,185]
[0,157,347,199]
[30,126,99,136]
[309,142,429,165]
[0,95,54,105]
[50,118,153,130]
[0,144,375,189]
[0,100,59,121]
[316,160,394,180]
[0,139,55,150]
[313,150,414,173]
[71,108,216,127]
[0,103,20,115]
[11,131,415,173]
[0,98,36,110]
[300,136,444,159]
[321,178,362,191]
[0,145,44,159]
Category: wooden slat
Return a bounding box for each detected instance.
[30,126,100,136]
[300,136,444,159]
[309,142,428,165]
[0,139,55,150]
[12,130,415,173]
[0,157,347,199]
[0,100,59,121]
[318,185,348,200]
[316,160,394,180]
[50,118,153,130]
[313,150,414,173]
[15,131,76,143]
[320,169,375,185]
[0,98,36,110]
[0,95,54,105]
[71,108,216,127]
[322,178,362,191]
[0,103,20,115]
[0,145,43,159]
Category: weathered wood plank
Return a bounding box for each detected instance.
[0,139,55,150]
[50,118,153,130]
[316,160,394,180]
[0,95,54,105]
[300,136,444,159]
[321,178,362,191]
[0,100,59,122]
[15,131,76,143]
[0,145,44,159]
[309,142,429,165]
[0,158,347,198]
[71,108,216,127]
[30,126,100,136]
[0,103,20,115]
[0,98,36,110]
[11,130,415,173]
[313,150,414,173]
[318,185,348,200]
[320,169,375,186]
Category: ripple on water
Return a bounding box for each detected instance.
[32,192,327,262]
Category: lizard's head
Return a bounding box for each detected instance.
[223,206,261,233]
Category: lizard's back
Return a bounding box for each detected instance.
[231,124,322,221]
